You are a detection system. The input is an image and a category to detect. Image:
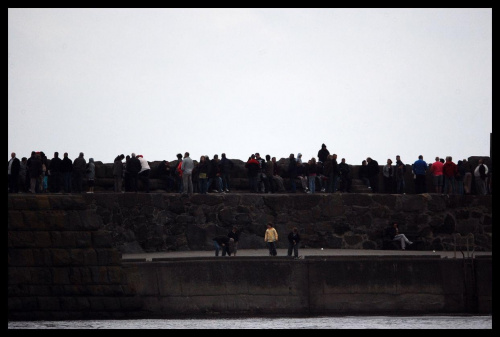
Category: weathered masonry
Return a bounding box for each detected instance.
[8,194,492,320]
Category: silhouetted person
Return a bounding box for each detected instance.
[366,157,380,193]
[8,152,20,193]
[60,152,73,193]
[48,152,62,193]
[127,153,142,192]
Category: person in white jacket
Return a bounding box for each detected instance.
[181,152,194,195]
[137,155,151,193]
[473,159,489,195]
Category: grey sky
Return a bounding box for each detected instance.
[8,8,492,165]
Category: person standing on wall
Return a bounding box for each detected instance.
[317,143,330,164]
[474,158,489,195]
[173,153,184,193]
[442,156,458,195]
[8,152,20,193]
[197,155,209,194]
[429,156,444,194]
[112,154,125,193]
[264,223,279,256]
[60,152,73,194]
[72,152,87,194]
[219,153,234,193]
[382,158,394,194]
[127,153,142,193]
[181,152,194,195]
[48,152,62,193]
[137,155,151,193]
[366,157,380,193]
[86,158,95,193]
[412,155,428,194]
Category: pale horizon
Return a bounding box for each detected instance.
[8,8,492,165]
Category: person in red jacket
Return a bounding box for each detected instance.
[442,156,458,195]
[245,154,260,193]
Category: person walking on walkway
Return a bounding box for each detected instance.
[228,226,239,256]
[287,227,301,258]
[264,223,278,256]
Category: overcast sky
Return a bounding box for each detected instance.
[8,8,492,165]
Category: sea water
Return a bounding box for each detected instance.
[8,315,492,329]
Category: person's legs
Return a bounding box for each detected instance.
[393,234,406,250]
[457,180,464,195]
[222,173,230,191]
[217,177,223,192]
[290,177,296,193]
[140,170,150,192]
[213,241,220,256]
[182,174,189,194]
[30,177,37,193]
[287,243,293,257]
[267,242,273,255]
[187,174,193,194]
[293,243,299,257]
[464,173,472,194]
[394,234,412,250]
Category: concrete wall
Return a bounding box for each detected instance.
[122,255,492,317]
[8,194,492,320]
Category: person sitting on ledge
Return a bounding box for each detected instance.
[387,222,413,250]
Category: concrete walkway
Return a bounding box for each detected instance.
[122,248,491,261]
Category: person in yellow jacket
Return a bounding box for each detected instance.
[264,223,278,256]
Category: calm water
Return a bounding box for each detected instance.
[8,315,492,329]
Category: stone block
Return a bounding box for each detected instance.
[90,266,109,283]
[38,297,61,311]
[8,210,26,230]
[60,296,91,311]
[83,248,98,265]
[8,249,35,266]
[30,267,53,284]
[92,231,113,248]
[51,249,71,266]
[8,267,32,285]
[52,268,70,284]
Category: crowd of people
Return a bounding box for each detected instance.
[7,151,96,194]
[7,144,492,196]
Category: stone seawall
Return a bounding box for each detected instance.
[81,192,492,254]
[8,194,492,320]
